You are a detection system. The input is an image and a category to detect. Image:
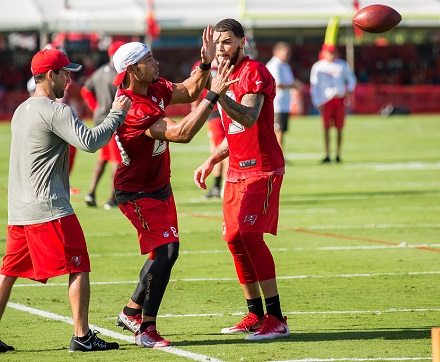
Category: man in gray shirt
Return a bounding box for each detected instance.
[0,48,131,353]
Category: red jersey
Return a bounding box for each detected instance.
[114,78,173,192]
[221,57,285,180]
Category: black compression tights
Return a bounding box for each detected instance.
[131,242,179,317]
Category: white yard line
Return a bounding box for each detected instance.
[13,270,440,289]
[86,244,440,258]
[268,358,430,362]
[7,302,225,362]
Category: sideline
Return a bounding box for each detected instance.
[7,302,225,362]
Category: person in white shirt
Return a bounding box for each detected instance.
[266,42,298,155]
[310,44,357,163]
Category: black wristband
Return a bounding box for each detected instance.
[205,90,219,105]
[199,62,211,71]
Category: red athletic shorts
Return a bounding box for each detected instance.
[207,115,225,148]
[222,175,283,242]
[1,214,91,284]
[118,196,179,256]
[99,134,122,163]
[322,97,346,130]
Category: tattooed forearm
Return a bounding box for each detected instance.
[219,93,264,128]
[212,143,229,163]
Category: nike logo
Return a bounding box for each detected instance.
[256,81,263,84]
[278,326,288,334]
[73,340,92,350]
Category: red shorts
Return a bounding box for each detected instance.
[118,196,179,255]
[322,97,346,130]
[99,134,122,163]
[222,175,283,242]
[1,214,91,284]
[207,116,225,148]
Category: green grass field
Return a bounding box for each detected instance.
[0,114,439,361]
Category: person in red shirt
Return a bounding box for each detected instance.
[194,18,290,341]
[111,27,237,348]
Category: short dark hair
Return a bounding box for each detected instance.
[34,69,60,84]
[214,18,245,39]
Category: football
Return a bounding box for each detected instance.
[352,4,402,34]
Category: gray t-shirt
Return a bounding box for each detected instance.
[83,63,118,126]
[8,96,126,225]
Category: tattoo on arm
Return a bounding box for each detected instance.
[219,93,264,128]
[212,143,229,163]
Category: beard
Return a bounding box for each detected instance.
[229,46,241,66]
[217,46,241,67]
[54,87,65,99]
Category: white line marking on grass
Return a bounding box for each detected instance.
[87,244,440,258]
[269,358,430,361]
[346,161,440,171]
[296,223,440,230]
[13,270,440,289]
[7,302,225,362]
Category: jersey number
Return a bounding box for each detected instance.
[222,91,245,135]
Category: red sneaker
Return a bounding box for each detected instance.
[221,313,263,334]
[245,314,290,340]
[135,325,171,348]
[116,310,142,334]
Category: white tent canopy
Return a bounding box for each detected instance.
[1,0,440,34]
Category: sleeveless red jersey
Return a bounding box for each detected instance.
[114,78,173,192]
[221,57,285,180]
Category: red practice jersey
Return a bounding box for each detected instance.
[221,57,285,180]
[114,78,173,192]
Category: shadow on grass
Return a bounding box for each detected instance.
[170,327,431,346]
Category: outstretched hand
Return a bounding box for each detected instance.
[209,59,238,97]
[200,24,216,65]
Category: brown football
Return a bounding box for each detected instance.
[352,4,402,33]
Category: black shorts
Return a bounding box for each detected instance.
[274,113,289,132]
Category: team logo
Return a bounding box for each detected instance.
[70,256,82,266]
[244,214,258,225]
[163,231,170,238]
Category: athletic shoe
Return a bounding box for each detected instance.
[201,186,221,200]
[221,312,263,334]
[69,330,119,352]
[335,155,342,163]
[321,156,331,164]
[245,314,290,341]
[135,325,171,348]
[103,200,118,210]
[0,339,14,353]
[116,310,142,334]
[84,194,97,207]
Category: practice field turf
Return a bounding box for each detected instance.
[0,114,439,361]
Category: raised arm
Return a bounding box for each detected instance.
[147,60,237,143]
[170,25,216,104]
